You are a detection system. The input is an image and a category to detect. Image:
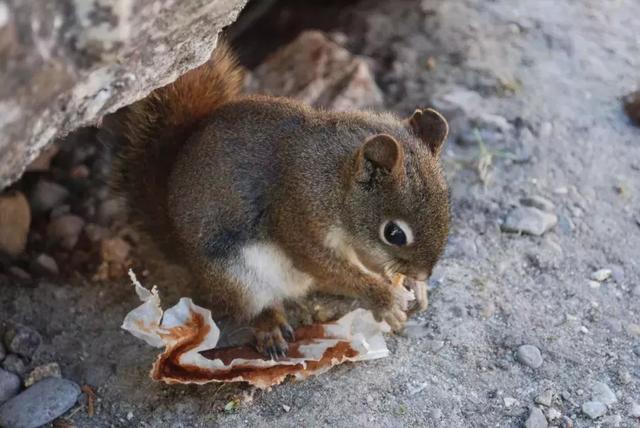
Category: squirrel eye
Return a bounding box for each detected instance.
[381,221,408,246]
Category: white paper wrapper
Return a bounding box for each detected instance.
[122,270,404,389]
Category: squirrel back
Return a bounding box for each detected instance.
[105,41,243,257]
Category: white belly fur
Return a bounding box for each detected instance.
[229,242,314,316]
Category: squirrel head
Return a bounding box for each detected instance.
[341,108,450,282]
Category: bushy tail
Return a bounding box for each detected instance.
[105,40,243,255]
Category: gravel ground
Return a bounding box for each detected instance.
[1,0,640,427]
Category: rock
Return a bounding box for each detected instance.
[282,404,291,413]
[94,237,131,280]
[0,369,20,404]
[545,408,561,422]
[625,323,640,336]
[630,402,640,418]
[616,368,631,385]
[4,325,42,358]
[0,0,248,188]
[8,267,31,283]
[502,207,557,236]
[591,382,616,405]
[249,31,383,112]
[30,254,59,276]
[83,224,109,243]
[29,180,69,213]
[431,87,483,136]
[520,196,555,212]
[535,390,554,407]
[588,280,601,289]
[635,346,640,357]
[0,377,81,428]
[100,238,130,264]
[623,90,640,127]
[26,145,59,173]
[516,345,543,368]
[590,269,612,282]
[524,407,548,428]
[97,199,120,226]
[503,397,518,408]
[24,363,61,387]
[582,401,607,419]
[1,355,26,376]
[601,414,622,427]
[0,191,31,257]
[47,214,85,249]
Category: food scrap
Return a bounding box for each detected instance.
[122,270,399,389]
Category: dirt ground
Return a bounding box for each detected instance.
[1,0,639,426]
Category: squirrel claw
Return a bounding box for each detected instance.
[281,323,296,342]
[256,328,289,360]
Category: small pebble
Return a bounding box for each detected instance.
[630,402,640,418]
[588,280,601,289]
[516,344,543,369]
[100,237,130,264]
[29,180,69,213]
[546,407,561,421]
[590,269,612,282]
[97,199,120,226]
[502,207,557,236]
[31,254,59,276]
[560,415,574,428]
[591,382,616,405]
[503,397,518,408]
[47,214,85,250]
[553,186,568,195]
[282,404,291,412]
[1,355,26,376]
[0,369,20,404]
[616,368,631,385]
[582,401,607,419]
[625,323,640,336]
[0,191,31,257]
[520,195,555,212]
[0,378,81,428]
[634,345,640,357]
[524,406,548,428]
[535,390,554,407]
[127,411,134,420]
[24,363,61,387]
[601,414,622,427]
[4,324,42,358]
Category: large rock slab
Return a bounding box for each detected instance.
[248,31,384,112]
[0,0,248,188]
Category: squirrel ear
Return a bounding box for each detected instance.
[406,108,449,157]
[355,134,405,182]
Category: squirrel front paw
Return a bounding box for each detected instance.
[370,282,413,332]
[252,306,295,360]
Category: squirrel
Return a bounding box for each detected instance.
[104,41,450,358]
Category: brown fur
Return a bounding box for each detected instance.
[106,42,450,356]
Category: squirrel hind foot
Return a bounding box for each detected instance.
[252,306,295,359]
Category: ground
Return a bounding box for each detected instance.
[1,0,639,427]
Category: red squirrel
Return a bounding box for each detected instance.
[105,41,450,358]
